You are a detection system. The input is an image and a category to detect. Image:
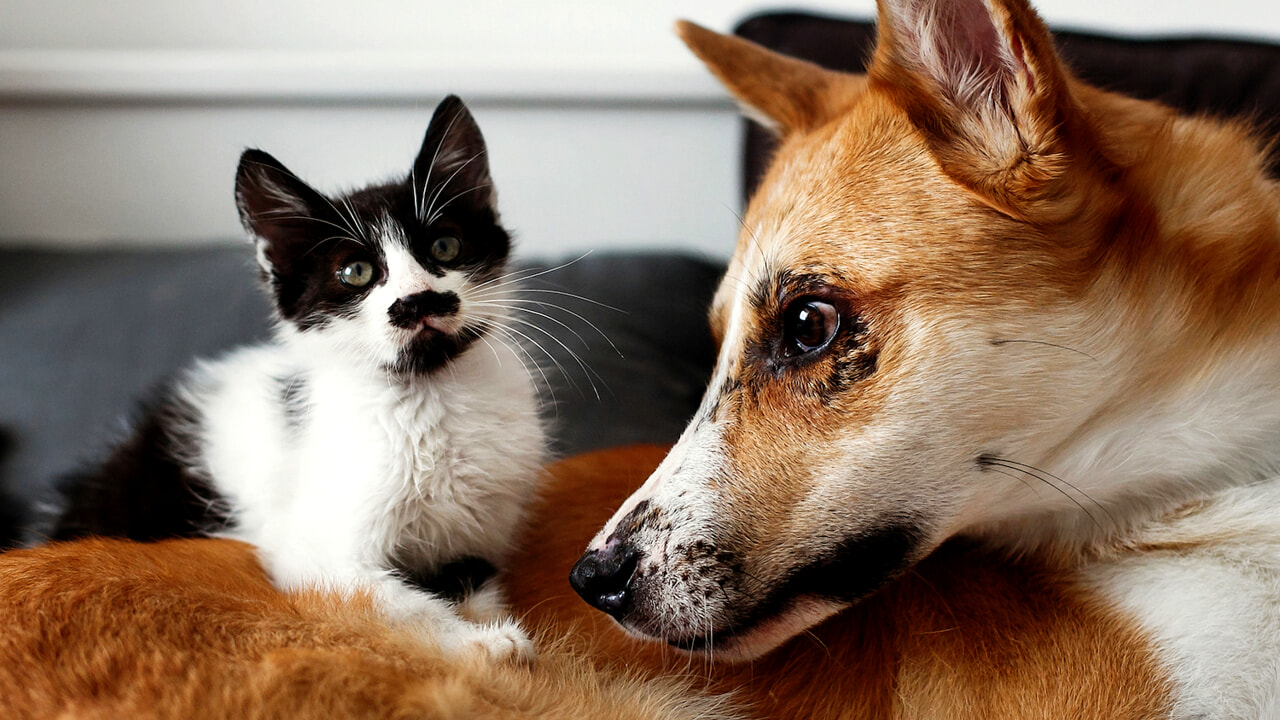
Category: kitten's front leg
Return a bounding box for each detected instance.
[373,574,535,662]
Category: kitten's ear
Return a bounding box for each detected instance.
[235,149,329,270]
[411,96,495,220]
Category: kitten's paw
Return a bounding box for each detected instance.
[455,582,509,624]
[442,618,536,664]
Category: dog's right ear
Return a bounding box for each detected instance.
[676,21,866,136]
[870,0,1090,218]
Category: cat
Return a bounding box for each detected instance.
[36,95,546,660]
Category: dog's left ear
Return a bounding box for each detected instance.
[676,20,867,136]
[872,0,1091,217]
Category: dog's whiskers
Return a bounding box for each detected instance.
[990,338,1102,365]
[978,455,1116,530]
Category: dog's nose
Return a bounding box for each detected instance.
[569,539,639,619]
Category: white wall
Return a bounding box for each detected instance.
[2,0,1278,260]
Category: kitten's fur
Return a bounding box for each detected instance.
[40,96,546,659]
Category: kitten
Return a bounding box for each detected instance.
[40,96,546,660]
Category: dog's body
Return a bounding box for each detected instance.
[568,0,1280,716]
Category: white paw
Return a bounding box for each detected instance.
[454,582,509,623]
[440,618,536,663]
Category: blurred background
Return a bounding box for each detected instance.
[3,0,1280,261]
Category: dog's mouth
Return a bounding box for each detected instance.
[574,519,925,661]
[659,595,850,661]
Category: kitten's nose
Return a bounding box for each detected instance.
[388,290,460,329]
[569,538,639,619]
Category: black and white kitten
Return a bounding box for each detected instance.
[44,96,546,659]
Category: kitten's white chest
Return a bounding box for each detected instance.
[201,341,544,588]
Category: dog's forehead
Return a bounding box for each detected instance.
[712,94,1022,335]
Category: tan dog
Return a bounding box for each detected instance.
[568,0,1280,715]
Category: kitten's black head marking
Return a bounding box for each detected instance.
[235,149,384,329]
[234,96,512,371]
[403,96,510,284]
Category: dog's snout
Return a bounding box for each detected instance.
[387,290,460,328]
[569,539,639,619]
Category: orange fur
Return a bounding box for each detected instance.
[0,534,739,719]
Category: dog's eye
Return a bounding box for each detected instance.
[782,299,839,356]
[338,260,377,288]
[431,236,461,263]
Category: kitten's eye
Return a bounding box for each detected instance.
[782,299,839,357]
[338,260,376,288]
[430,236,461,263]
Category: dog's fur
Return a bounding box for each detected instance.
[572,0,1280,716]
[0,533,741,720]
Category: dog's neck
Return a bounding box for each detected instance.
[969,96,1280,557]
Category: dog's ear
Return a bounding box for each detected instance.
[871,0,1088,216]
[676,21,867,136]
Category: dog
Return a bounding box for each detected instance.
[566,0,1280,716]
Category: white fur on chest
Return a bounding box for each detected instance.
[184,334,544,592]
[1085,481,1280,719]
